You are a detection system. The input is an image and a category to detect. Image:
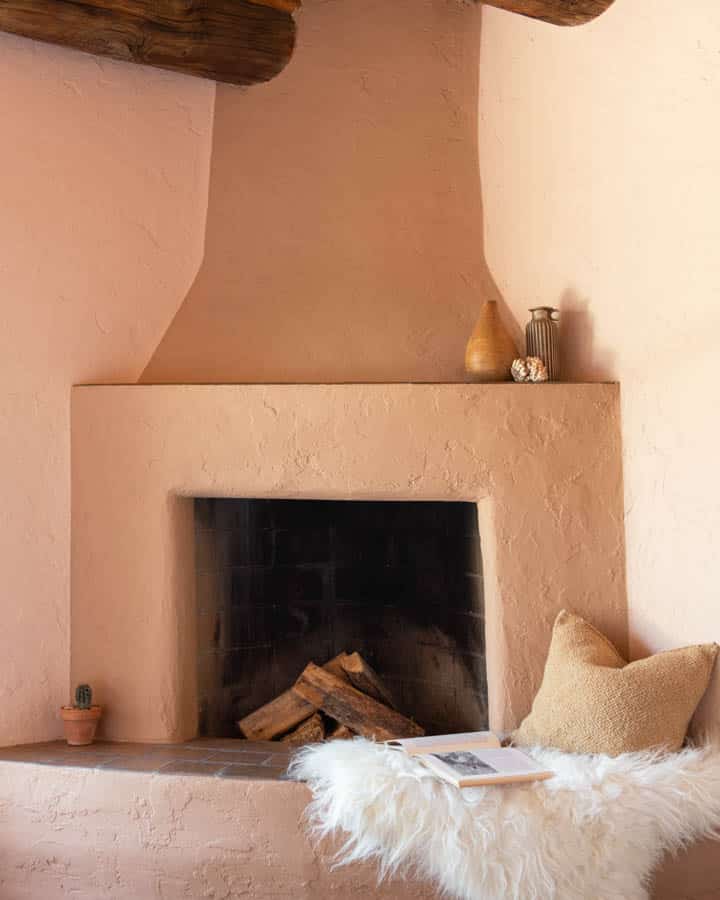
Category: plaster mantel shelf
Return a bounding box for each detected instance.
[75,382,616,388]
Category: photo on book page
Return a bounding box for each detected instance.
[431,751,498,777]
[418,747,554,788]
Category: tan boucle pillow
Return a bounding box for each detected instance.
[513,610,718,756]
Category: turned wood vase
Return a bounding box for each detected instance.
[464,300,519,383]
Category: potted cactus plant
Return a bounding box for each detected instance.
[60,684,102,746]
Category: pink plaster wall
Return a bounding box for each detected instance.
[0,762,435,898]
[476,0,720,738]
[71,383,625,743]
[0,756,714,899]
[141,0,503,384]
[0,34,214,745]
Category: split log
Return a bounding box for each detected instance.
[0,0,298,87]
[293,663,424,742]
[323,652,352,681]
[481,0,616,26]
[281,712,325,745]
[238,687,314,741]
[339,652,396,709]
[327,723,355,741]
[237,653,350,740]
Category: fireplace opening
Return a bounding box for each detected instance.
[195,498,486,738]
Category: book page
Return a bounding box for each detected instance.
[386,731,501,755]
[469,748,549,775]
[420,748,553,788]
[430,750,500,779]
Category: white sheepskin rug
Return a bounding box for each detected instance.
[289,738,720,900]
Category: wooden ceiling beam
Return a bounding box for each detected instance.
[246,0,301,11]
[482,0,616,26]
[0,0,618,89]
[0,0,299,86]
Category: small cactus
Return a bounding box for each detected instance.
[74,684,93,710]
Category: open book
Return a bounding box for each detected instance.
[386,730,553,788]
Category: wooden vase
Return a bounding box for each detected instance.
[465,301,519,382]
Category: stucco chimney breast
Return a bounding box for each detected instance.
[70,383,626,743]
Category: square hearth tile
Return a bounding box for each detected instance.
[264,752,293,766]
[217,763,288,780]
[97,755,184,772]
[0,739,298,780]
[55,753,124,768]
[0,744,78,765]
[159,760,227,776]
[205,750,274,764]
[190,738,280,752]
[154,746,215,760]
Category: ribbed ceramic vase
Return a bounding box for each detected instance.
[465,301,518,383]
[526,307,560,381]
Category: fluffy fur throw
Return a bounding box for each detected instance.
[290,738,720,900]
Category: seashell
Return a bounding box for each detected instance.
[511,356,548,384]
[511,358,529,383]
[526,356,549,383]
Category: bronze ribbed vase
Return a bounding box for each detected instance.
[526,307,560,381]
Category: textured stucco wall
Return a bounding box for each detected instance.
[0,758,715,899]
[0,762,434,899]
[71,383,626,742]
[477,0,720,739]
[0,34,215,745]
[141,0,503,384]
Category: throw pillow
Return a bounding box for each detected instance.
[513,610,718,756]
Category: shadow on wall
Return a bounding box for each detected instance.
[140,0,515,384]
[559,288,616,381]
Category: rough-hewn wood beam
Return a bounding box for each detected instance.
[482,0,616,26]
[0,0,299,86]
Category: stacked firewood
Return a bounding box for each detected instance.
[237,651,425,745]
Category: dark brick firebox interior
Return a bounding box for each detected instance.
[195,498,486,738]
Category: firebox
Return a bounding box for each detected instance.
[195,498,486,738]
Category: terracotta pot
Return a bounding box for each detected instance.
[60,706,102,746]
[465,300,519,382]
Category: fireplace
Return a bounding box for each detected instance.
[195,498,486,738]
[71,383,626,743]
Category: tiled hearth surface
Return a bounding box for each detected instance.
[0,738,294,780]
